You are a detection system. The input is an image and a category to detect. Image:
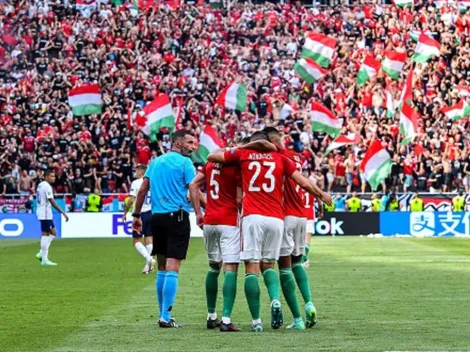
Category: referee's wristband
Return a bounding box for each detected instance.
[132,213,141,218]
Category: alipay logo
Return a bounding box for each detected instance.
[410,212,435,237]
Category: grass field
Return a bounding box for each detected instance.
[1,237,470,352]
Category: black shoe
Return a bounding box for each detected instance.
[206,318,221,329]
[159,319,182,328]
[220,322,241,332]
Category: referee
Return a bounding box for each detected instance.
[133,130,197,328]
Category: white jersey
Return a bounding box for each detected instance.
[36,181,53,220]
[130,178,151,213]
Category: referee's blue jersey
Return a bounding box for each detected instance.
[144,151,196,214]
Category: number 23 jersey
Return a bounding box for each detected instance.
[224,149,297,220]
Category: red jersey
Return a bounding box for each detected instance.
[303,191,315,221]
[224,149,297,220]
[279,149,305,218]
[23,135,35,152]
[201,162,240,226]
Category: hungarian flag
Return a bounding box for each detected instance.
[393,0,414,8]
[310,102,342,138]
[302,32,337,69]
[356,56,381,87]
[191,125,222,164]
[399,102,419,145]
[381,51,407,80]
[413,33,440,63]
[142,94,175,141]
[209,0,223,8]
[324,133,361,155]
[457,84,470,97]
[399,67,414,107]
[216,82,247,111]
[68,84,102,116]
[441,100,470,121]
[360,140,393,191]
[76,0,97,17]
[458,0,470,13]
[409,30,433,43]
[385,85,396,119]
[294,58,328,84]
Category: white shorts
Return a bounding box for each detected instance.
[281,216,307,257]
[241,214,284,262]
[203,225,240,264]
[306,220,315,234]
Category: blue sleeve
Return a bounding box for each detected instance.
[184,158,196,187]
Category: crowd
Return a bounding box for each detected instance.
[1,0,470,196]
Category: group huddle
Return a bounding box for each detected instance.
[189,127,333,332]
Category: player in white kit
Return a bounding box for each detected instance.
[123,164,156,274]
[35,170,69,266]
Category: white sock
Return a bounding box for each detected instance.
[252,318,261,325]
[145,244,153,255]
[207,312,217,320]
[222,317,231,324]
[40,236,49,261]
[135,242,151,261]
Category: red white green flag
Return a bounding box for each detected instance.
[385,84,396,119]
[142,94,175,141]
[413,33,440,63]
[398,67,414,107]
[216,82,247,111]
[356,56,381,87]
[381,51,407,80]
[393,0,414,8]
[68,84,102,116]
[441,100,470,121]
[324,133,361,155]
[302,32,337,69]
[399,102,419,145]
[457,84,470,97]
[192,125,222,164]
[310,102,342,138]
[294,58,328,84]
[360,140,393,191]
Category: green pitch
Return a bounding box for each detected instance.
[1,238,470,352]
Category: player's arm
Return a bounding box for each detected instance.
[49,197,69,222]
[236,186,242,210]
[123,195,135,219]
[238,140,278,152]
[208,148,240,164]
[189,172,206,225]
[290,171,333,207]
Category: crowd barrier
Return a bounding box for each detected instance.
[1,212,470,239]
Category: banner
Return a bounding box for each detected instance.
[313,212,380,236]
[0,196,30,213]
[0,213,62,239]
[380,212,470,237]
[61,213,203,238]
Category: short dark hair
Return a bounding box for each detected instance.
[240,136,252,145]
[44,169,54,177]
[251,131,268,142]
[171,130,193,144]
[262,126,281,138]
[136,164,147,172]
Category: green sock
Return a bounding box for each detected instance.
[205,268,220,314]
[244,273,260,320]
[280,268,302,319]
[302,244,310,263]
[292,262,312,304]
[262,268,280,302]
[222,271,237,319]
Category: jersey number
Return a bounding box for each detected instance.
[209,169,220,199]
[144,193,151,205]
[248,161,275,193]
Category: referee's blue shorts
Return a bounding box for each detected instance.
[151,210,190,260]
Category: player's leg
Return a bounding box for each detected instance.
[241,216,263,332]
[291,218,317,328]
[151,214,168,322]
[38,221,57,266]
[132,235,152,274]
[302,223,313,267]
[203,225,222,329]
[159,211,190,328]
[261,216,285,330]
[278,216,304,330]
[142,211,155,271]
[219,225,241,332]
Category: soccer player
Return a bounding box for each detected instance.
[35,170,69,266]
[123,164,156,274]
[133,130,197,328]
[263,127,318,330]
[208,132,332,332]
[189,142,244,332]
